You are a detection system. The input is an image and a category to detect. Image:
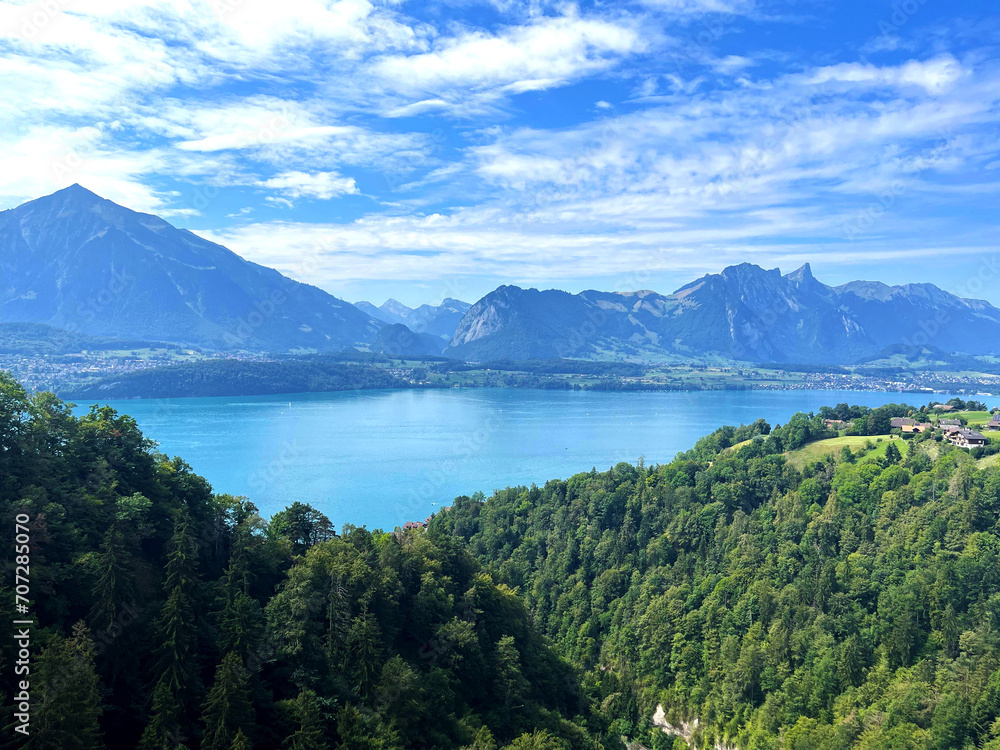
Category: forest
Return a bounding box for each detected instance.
[0,372,614,750]
[4,369,1000,749]
[63,359,424,400]
[433,405,1000,749]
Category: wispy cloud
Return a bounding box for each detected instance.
[256,170,358,200]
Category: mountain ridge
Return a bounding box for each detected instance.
[355,296,471,341]
[5,187,1000,367]
[0,184,381,352]
[446,263,1000,364]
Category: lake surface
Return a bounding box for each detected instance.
[73,388,998,530]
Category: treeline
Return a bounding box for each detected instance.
[433,360,648,377]
[0,373,616,750]
[62,359,432,400]
[433,404,1000,749]
[754,363,850,374]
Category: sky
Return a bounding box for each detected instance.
[1,0,999,308]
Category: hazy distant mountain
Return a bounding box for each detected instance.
[369,323,446,356]
[9,187,998,367]
[447,263,1000,364]
[355,300,403,325]
[355,297,471,341]
[0,185,381,352]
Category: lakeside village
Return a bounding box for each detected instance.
[7,344,1000,396]
[824,400,1000,449]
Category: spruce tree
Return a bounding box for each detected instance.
[28,622,104,750]
[138,679,189,750]
[152,512,202,705]
[155,585,198,699]
[285,688,327,750]
[230,729,251,750]
[215,531,264,664]
[201,652,254,750]
[90,526,133,633]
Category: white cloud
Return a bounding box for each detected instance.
[138,98,433,174]
[257,170,359,200]
[2,0,1000,297]
[372,14,644,100]
[186,52,1000,292]
[803,55,965,95]
[712,54,754,74]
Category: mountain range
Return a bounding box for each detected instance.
[4,187,1000,366]
[355,297,472,341]
[446,263,1000,364]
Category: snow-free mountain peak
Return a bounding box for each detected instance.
[1,186,380,351]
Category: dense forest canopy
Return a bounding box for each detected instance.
[3,370,1000,749]
[0,372,615,750]
[433,405,1000,750]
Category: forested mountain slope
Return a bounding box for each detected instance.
[433,407,1000,750]
[0,372,616,750]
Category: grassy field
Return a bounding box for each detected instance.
[945,410,992,426]
[979,452,1000,468]
[723,438,758,453]
[785,434,908,470]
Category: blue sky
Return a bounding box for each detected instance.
[1,0,999,308]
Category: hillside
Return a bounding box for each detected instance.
[447,264,1000,364]
[0,372,617,750]
[7,369,1000,748]
[369,322,447,356]
[433,405,1000,749]
[0,185,380,352]
[0,321,160,354]
[62,358,419,399]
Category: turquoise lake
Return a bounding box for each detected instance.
[74,388,998,530]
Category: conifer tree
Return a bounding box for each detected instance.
[138,679,189,750]
[148,510,203,736]
[201,652,254,750]
[90,526,132,633]
[215,529,264,663]
[285,688,328,750]
[155,584,198,699]
[28,622,104,750]
[230,729,251,750]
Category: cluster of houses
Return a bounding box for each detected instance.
[400,506,452,533]
[889,416,998,449]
